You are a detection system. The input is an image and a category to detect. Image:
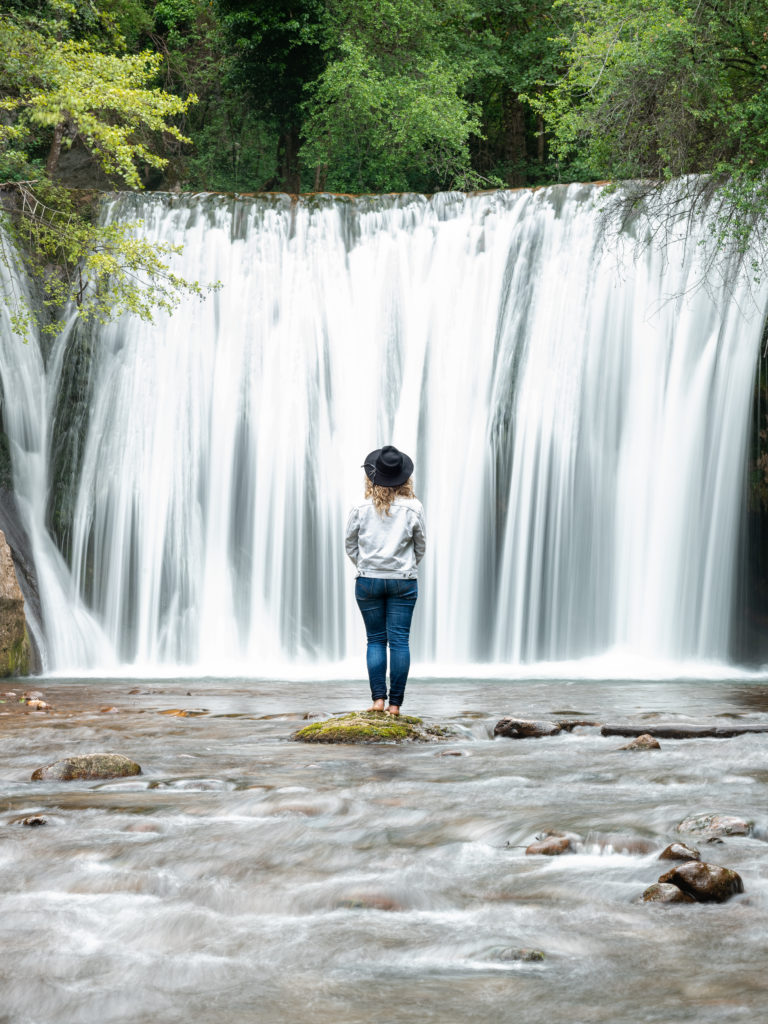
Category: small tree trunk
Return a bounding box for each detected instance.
[276,127,301,193]
[313,164,328,191]
[46,122,65,176]
[501,92,527,187]
[537,115,545,164]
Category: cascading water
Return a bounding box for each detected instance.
[2,184,766,673]
[0,234,112,671]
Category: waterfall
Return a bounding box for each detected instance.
[2,185,766,673]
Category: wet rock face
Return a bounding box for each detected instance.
[31,753,142,781]
[642,883,696,904]
[293,711,447,744]
[659,843,700,862]
[658,861,744,903]
[620,733,660,751]
[492,948,546,962]
[494,717,561,739]
[0,529,30,677]
[676,813,752,838]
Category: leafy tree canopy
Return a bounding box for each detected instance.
[0,0,208,338]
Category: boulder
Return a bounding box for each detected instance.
[658,861,744,903]
[642,882,696,904]
[293,711,447,744]
[494,717,561,739]
[659,842,700,862]
[31,753,142,781]
[0,529,30,677]
[620,733,660,751]
[676,813,752,838]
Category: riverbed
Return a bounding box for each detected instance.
[1,676,766,1023]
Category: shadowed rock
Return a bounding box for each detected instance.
[659,842,700,862]
[642,882,696,904]
[494,717,561,739]
[658,861,744,903]
[293,711,447,744]
[31,753,142,781]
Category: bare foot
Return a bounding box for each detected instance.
[368,699,385,712]
[386,705,400,717]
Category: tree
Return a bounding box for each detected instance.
[0,1,209,337]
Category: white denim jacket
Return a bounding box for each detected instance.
[345,497,426,578]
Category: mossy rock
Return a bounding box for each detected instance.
[293,711,448,744]
[31,753,142,781]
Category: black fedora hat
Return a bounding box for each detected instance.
[363,445,414,488]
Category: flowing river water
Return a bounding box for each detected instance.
[2,675,767,1024]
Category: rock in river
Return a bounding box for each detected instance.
[619,733,660,751]
[525,835,573,856]
[658,861,744,903]
[494,717,561,739]
[676,813,752,839]
[31,753,142,781]
[293,711,447,744]
[659,842,700,862]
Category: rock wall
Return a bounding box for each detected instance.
[0,527,31,676]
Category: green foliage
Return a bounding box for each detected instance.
[0,2,209,337]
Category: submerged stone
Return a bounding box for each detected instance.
[658,861,744,903]
[293,711,447,744]
[525,835,573,856]
[492,947,546,962]
[31,753,142,781]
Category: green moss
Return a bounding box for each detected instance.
[3,627,30,678]
[294,710,445,744]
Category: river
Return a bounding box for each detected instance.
[1,674,766,1023]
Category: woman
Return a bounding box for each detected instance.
[345,445,426,716]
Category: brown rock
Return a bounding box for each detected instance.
[620,733,660,751]
[526,836,573,855]
[659,842,700,862]
[642,883,696,904]
[0,531,30,677]
[494,717,561,739]
[31,753,142,781]
[658,861,744,903]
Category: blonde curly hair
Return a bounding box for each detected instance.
[365,476,415,516]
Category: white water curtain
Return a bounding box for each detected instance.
[2,186,764,672]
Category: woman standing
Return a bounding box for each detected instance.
[345,445,426,715]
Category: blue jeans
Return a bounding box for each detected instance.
[354,577,418,707]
